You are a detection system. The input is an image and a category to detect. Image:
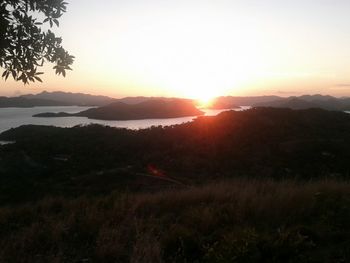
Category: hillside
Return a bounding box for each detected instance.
[2,107,350,203]
[1,107,350,262]
[0,179,348,262]
[2,108,350,262]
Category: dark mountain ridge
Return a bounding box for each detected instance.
[0,96,71,108]
[2,91,349,110]
[1,91,194,108]
[22,91,116,106]
[213,95,282,106]
[254,94,350,110]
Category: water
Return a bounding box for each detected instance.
[0,106,250,133]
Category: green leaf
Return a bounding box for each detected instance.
[0,0,74,84]
[53,19,59,27]
[34,76,42,82]
[5,71,10,81]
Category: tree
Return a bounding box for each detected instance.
[0,0,74,84]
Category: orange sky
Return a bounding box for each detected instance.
[2,0,350,99]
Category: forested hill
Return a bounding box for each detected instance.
[1,107,350,204]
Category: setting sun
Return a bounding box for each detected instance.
[196,96,215,109]
[104,6,263,99]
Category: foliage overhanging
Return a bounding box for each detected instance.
[0,0,74,84]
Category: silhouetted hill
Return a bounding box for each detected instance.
[0,96,70,107]
[78,99,204,120]
[254,94,350,111]
[34,99,204,120]
[3,107,350,202]
[22,91,116,106]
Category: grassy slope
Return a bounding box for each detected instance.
[0,179,349,263]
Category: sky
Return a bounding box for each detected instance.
[1,0,350,99]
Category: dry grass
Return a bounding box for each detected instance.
[0,179,349,262]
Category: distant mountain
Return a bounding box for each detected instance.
[254,94,350,111]
[4,91,349,111]
[22,91,116,106]
[34,99,204,120]
[299,94,335,102]
[0,91,196,108]
[213,96,282,107]
[0,96,71,108]
[255,98,319,109]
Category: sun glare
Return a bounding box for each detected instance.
[98,6,267,98]
[189,88,218,108]
[196,96,214,109]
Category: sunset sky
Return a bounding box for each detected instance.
[2,0,350,99]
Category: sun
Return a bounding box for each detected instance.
[180,83,227,108]
[105,7,266,99]
[194,94,215,108]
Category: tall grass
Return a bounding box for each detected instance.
[0,179,349,262]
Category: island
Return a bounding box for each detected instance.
[33,99,204,120]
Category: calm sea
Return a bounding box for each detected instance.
[0,106,250,133]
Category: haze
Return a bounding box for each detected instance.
[2,0,350,99]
